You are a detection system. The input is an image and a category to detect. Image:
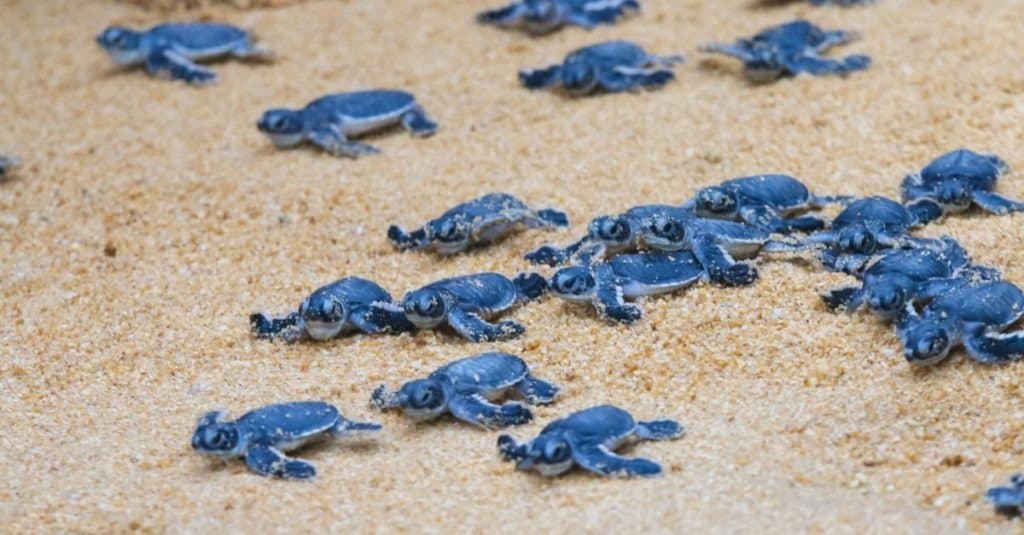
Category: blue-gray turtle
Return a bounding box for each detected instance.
[810,0,872,4]
[525,204,681,266]
[257,89,437,158]
[987,474,1024,517]
[370,352,559,428]
[96,22,273,85]
[520,40,682,95]
[388,193,569,254]
[191,401,380,479]
[900,149,1020,224]
[250,277,413,342]
[683,174,850,234]
[637,207,805,286]
[821,236,1000,319]
[0,155,20,180]
[402,272,547,342]
[897,281,1024,366]
[497,405,683,477]
[699,19,870,83]
[803,196,940,275]
[549,251,705,324]
[477,0,639,35]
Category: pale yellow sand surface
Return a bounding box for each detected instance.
[3,0,1024,532]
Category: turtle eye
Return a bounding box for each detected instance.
[413,384,439,408]
[543,440,570,463]
[600,219,628,241]
[881,288,903,311]
[652,217,682,240]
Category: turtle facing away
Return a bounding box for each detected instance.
[900,149,1020,224]
[388,193,569,254]
[699,19,870,82]
[250,277,414,342]
[821,236,1000,319]
[370,352,559,428]
[402,272,547,342]
[191,401,381,479]
[683,174,850,233]
[0,155,20,180]
[897,281,1024,366]
[520,40,682,95]
[497,405,684,477]
[549,251,706,323]
[96,22,273,85]
[987,474,1024,517]
[257,89,437,158]
[477,0,639,35]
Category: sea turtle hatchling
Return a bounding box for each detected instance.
[897,281,1024,366]
[191,401,381,479]
[250,277,413,342]
[96,22,273,85]
[549,251,706,324]
[821,236,1000,319]
[388,193,569,254]
[497,405,684,477]
[699,19,870,83]
[370,352,559,428]
[0,155,20,180]
[520,40,683,95]
[683,174,850,234]
[257,89,437,158]
[900,149,1021,224]
[477,0,639,35]
[402,272,547,342]
[803,196,941,275]
[987,474,1024,517]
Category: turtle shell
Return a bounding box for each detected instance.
[917,149,1005,191]
[237,401,339,441]
[150,23,248,54]
[540,405,636,448]
[306,277,393,312]
[609,251,704,288]
[569,41,650,70]
[923,281,1024,328]
[722,174,811,211]
[831,196,914,231]
[306,90,415,121]
[863,248,956,284]
[425,273,518,312]
[431,352,528,395]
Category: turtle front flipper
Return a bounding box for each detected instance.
[821,286,863,312]
[230,37,275,62]
[784,53,871,76]
[593,269,641,324]
[309,127,379,158]
[516,374,560,404]
[971,191,1024,216]
[448,394,533,429]
[369,385,402,410]
[250,311,304,340]
[245,444,316,479]
[519,65,564,89]
[573,444,662,477]
[598,66,674,92]
[447,308,525,342]
[145,48,216,85]
[497,434,528,462]
[634,419,685,441]
[692,236,758,286]
[962,330,1024,365]
[476,1,529,27]
[387,225,429,251]
[698,42,756,62]
[356,303,416,334]
[904,198,944,225]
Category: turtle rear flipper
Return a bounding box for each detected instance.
[401,106,438,137]
[821,286,862,312]
[330,418,382,438]
[534,208,570,228]
[516,375,560,404]
[634,419,684,441]
[513,272,548,301]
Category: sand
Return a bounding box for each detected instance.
[3,0,1024,532]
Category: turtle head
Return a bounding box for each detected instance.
[402,288,449,328]
[743,47,785,83]
[561,60,598,95]
[426,217,471,254]
[517,433,575,476]
[257,109,306,148]
[191,411,245,458]
[694,186,738,216]
[548,266,596,302]
[589,215,632,249]
[642,214,687,250]
[297,294,348,341]
[866,281,908,318]
[837,226,878,254]
[902,322,952,366]
[393,378,451,420]
[935,179,971,210]
[96,26,145,65]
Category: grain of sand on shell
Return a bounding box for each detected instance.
[2,0,1024,532]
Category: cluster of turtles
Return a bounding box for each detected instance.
[3,0,1020,521]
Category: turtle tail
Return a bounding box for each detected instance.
[513,272,548,301]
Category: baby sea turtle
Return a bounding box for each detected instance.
[402,272,547,342]
[525,204,680,266]
[987,474,1024,517]
[257,89,437,158]
[0,155,20,180]
[638,207,804,286]
[897,281,1024,366]
[497,405,683,477]
[250,277,413,342]
[900,149,1021,224]
[821,237,999,319]
[96,22,272,85]
[477,0,639,35]
[549,251,705,324]
[191,401,381,479]
[388,193,569,254]
[804,196,939,275]
[370,352,559,428]
[683,174,850,233]
[520,40,683,95]
[699,19,870,83]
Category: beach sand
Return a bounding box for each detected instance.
[3,0,1024,531]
